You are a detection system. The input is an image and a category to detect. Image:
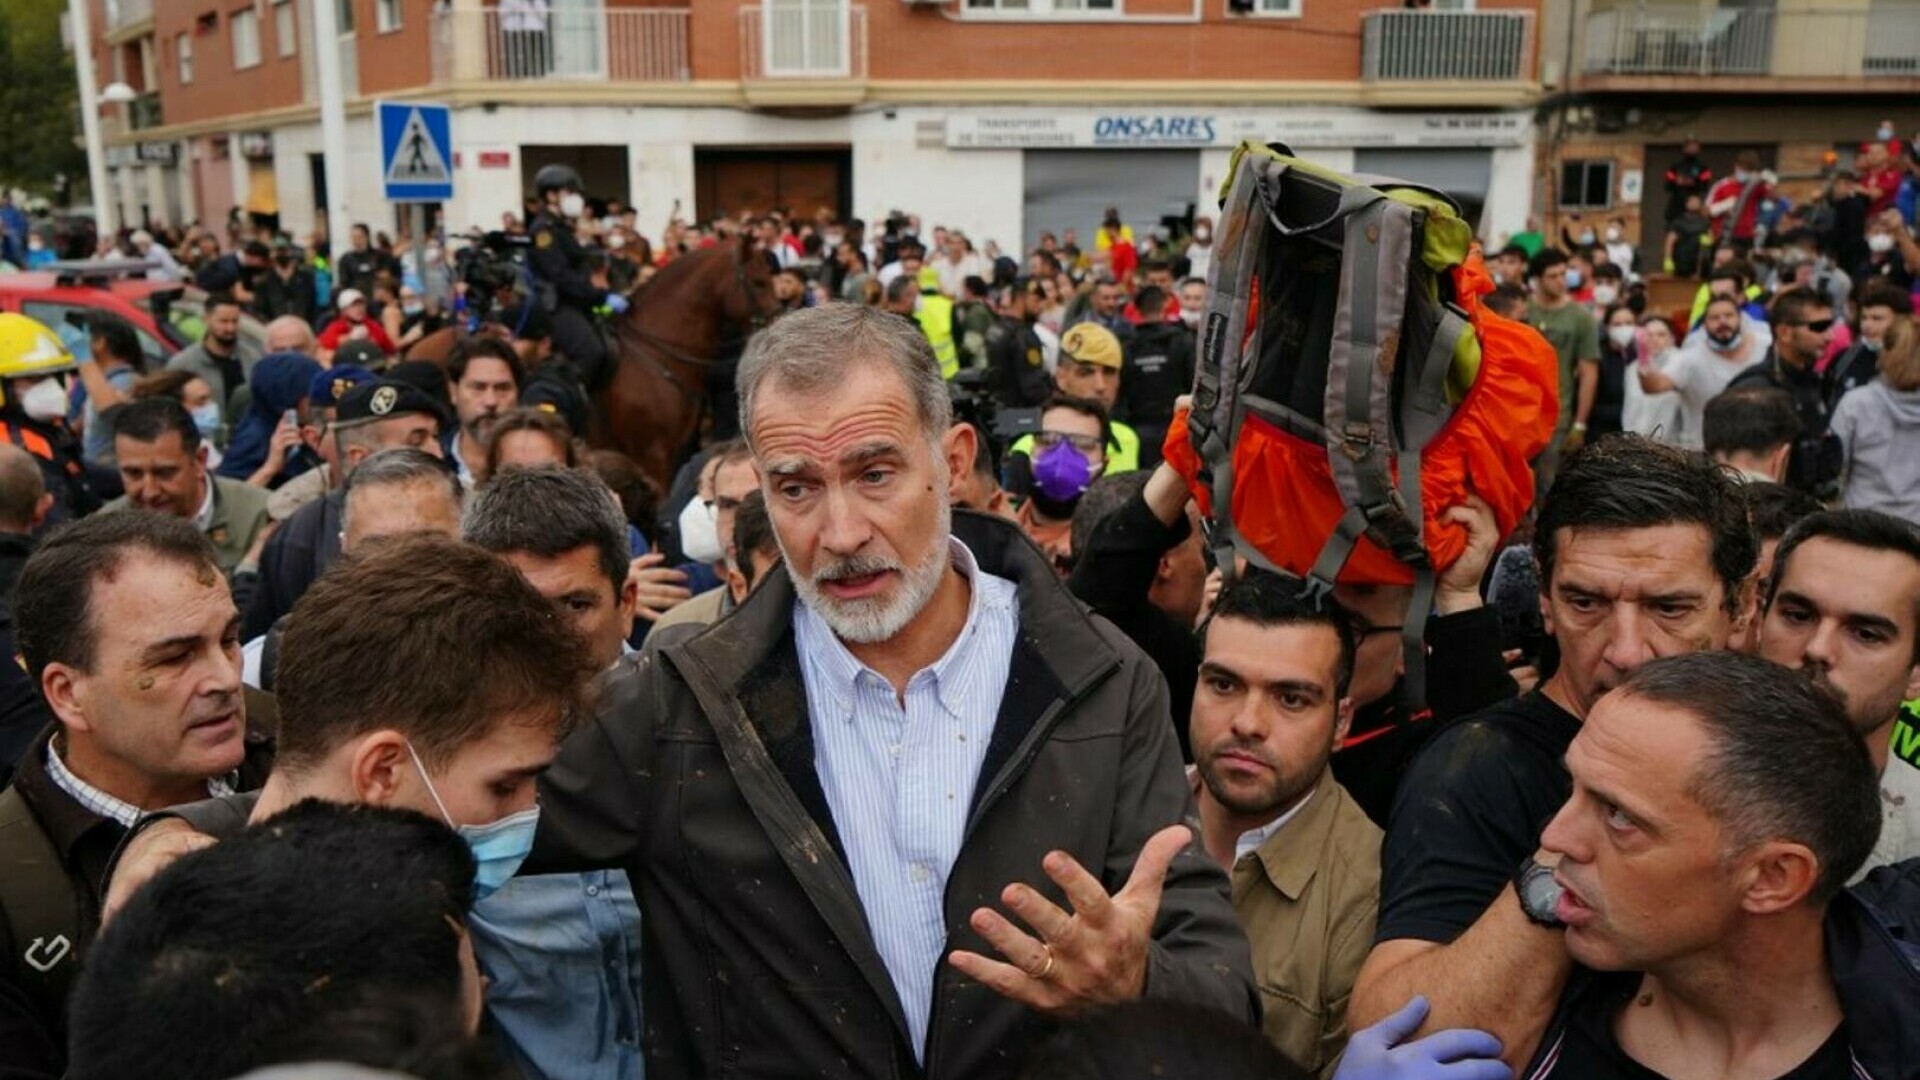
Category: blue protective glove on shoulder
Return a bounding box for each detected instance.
[1334,996,1513,1080]
[604,293,630,315]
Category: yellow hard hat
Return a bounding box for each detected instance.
[0,313,76,381]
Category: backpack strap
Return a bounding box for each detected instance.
[0,785,83,1019]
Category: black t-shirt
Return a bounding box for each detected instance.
[1121,323,1195,427]
[1528,971,1855,1080]
[1376,690,1581,945]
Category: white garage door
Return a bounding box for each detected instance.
[1022,150,1199,253]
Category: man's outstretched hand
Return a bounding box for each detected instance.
[1335,996,1512,1080]
[949,824,1190,1013]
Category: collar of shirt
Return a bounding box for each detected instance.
[797,538,1003,723]
[193,476,217,533]
[1232,786,1315,866]
[44,737,236,830]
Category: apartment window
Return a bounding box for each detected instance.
[964,0,1119,14]
[274,0,296,57]
[376,0,402,32]
[337,0,355,32]
[176,31,193,83]
[1559,159,1615,211]
[232,7,262,69]
[1239,0,1299,17]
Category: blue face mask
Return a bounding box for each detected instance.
[407,741,539,900]
[189,401,221,439]
[1564,268,1584,290]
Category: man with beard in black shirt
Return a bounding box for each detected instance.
[1349,436,1758,1069]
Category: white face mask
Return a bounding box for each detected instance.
[1607,325,1637,349]
[607,233,627,251]
[18,377,67,423]
[559,192,586,219]
[1591,285,1619,307]
[677,497,724,565]
[1179,308,1202,328]
[1193,228,1211,244]
[1604,227,1622,243]
[1868,233,1896,254]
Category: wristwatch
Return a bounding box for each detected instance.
[1514,857,1565,928]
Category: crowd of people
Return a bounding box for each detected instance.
[0,128,1914,1080]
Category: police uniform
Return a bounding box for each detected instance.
[527,209,611,389]
[988,314,1051,409]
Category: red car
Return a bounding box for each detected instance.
[0,259,267,364]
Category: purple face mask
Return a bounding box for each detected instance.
[1032,439,1094,502]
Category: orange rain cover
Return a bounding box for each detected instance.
[1165,250,1560,585]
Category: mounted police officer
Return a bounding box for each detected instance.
[527,164,626,391]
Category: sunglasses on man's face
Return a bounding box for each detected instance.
[1789,318,1835,333]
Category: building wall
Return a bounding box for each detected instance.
[154,1,306,127]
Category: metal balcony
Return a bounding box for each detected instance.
[432,7,691,83]
[129,91,163,131]
[1583,5,1920,82]
[1361,10,1536,81]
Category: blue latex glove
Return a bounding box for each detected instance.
[604,293,630,315]
[1335,997,1512,1080]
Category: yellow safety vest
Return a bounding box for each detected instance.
[916,292,959,380]
[1010,421,1141,476]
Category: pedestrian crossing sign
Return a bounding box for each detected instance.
[378,101,453,202]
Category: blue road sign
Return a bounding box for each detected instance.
[378,101,453,203]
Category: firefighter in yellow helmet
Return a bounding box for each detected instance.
[0,313,103,521]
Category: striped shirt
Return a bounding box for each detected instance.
[794,538,1018,1062]
[45,740,236,829]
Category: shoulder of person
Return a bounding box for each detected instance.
[1407,697,1567,788]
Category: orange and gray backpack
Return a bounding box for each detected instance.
[1165,142,1559,702]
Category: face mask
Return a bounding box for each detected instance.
[1604,226,1622,243]
[1706,327,1741,352]
[1735,170,1753,183]
[678,496,724,565]
[1879,124,1896,142]
[424,245,443,264]
[607,233,627,251]
[1180,308,1202,328]
[1868,233,1896,254]
[1607,325,1637,349]
[190,401,222,438]
[1032,439,1095,504]
[1591,285,1618,307]
[406,741,539,901]
[1564,268,1584,290]
[559,193,586,219]
[1193,228,1211,244]
[26,239,43,253]
[1577,230,1597,247]
[403,302,424,316]
[18,378,66,423]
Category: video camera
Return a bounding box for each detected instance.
[456,230,530,320]
[949,368,1039,475]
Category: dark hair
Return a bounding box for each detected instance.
[205,292,242,315]
[110,396,202,453]
[1020,1001,1309,1080]
[88,314,142,367]
[1533,435,1757,614]
[66,801,477,1080]
[1703,386,1800,459]
[483,407,578,478]
[1857,279,1914,316]
[1041,393,1112,451]
[446,336,524,389]
[1767,509,1920,662]
[1527,247,1568,279]
[1133,285,1168,318]
[1592,262,1625,284]
[1617,652,1881,904]
[242,986,515,1080]
[130,368,201,402]
[1496,243,1530,262]
[1701,293,1744,320]
[586,448,660,541]
[12,512,221,683]
[732,490,778,589]
[1485,282,1531,319]
[1708,260,1753,290]
[243,240,271,260]
[463,465,631,592]
[1767,286,1831,331]
[1070,472,1150,563]
[0,444,45,531]
[1743,481,1822,543]
[273,535,597,772]
[884,275,919,305]
[1202,569,1357,696]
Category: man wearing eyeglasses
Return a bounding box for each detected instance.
[1727,286,1843,499]
[1013,396,1110,572]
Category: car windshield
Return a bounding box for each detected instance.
[163,289,268,352]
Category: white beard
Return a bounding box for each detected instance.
[787,499,952,645]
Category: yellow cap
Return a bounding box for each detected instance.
[1060,322,1123,369]
[0,313,76,381]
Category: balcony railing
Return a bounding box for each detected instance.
[129,91,163,131]
[432,7,691,83]
[1584,6,1920,79]
[1362,10,1536,81]
[740,4,868,80]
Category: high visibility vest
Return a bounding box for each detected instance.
[1009,420,1142,476]
[916,293,959,380]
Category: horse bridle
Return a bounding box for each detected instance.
[615,249,771,389]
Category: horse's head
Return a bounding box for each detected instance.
[723,233,785,332]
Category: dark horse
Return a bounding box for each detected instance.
[597,236,781,487]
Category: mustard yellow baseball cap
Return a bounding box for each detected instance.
[1060,323,1123,369]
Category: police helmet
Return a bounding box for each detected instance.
[533,164,585,198]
